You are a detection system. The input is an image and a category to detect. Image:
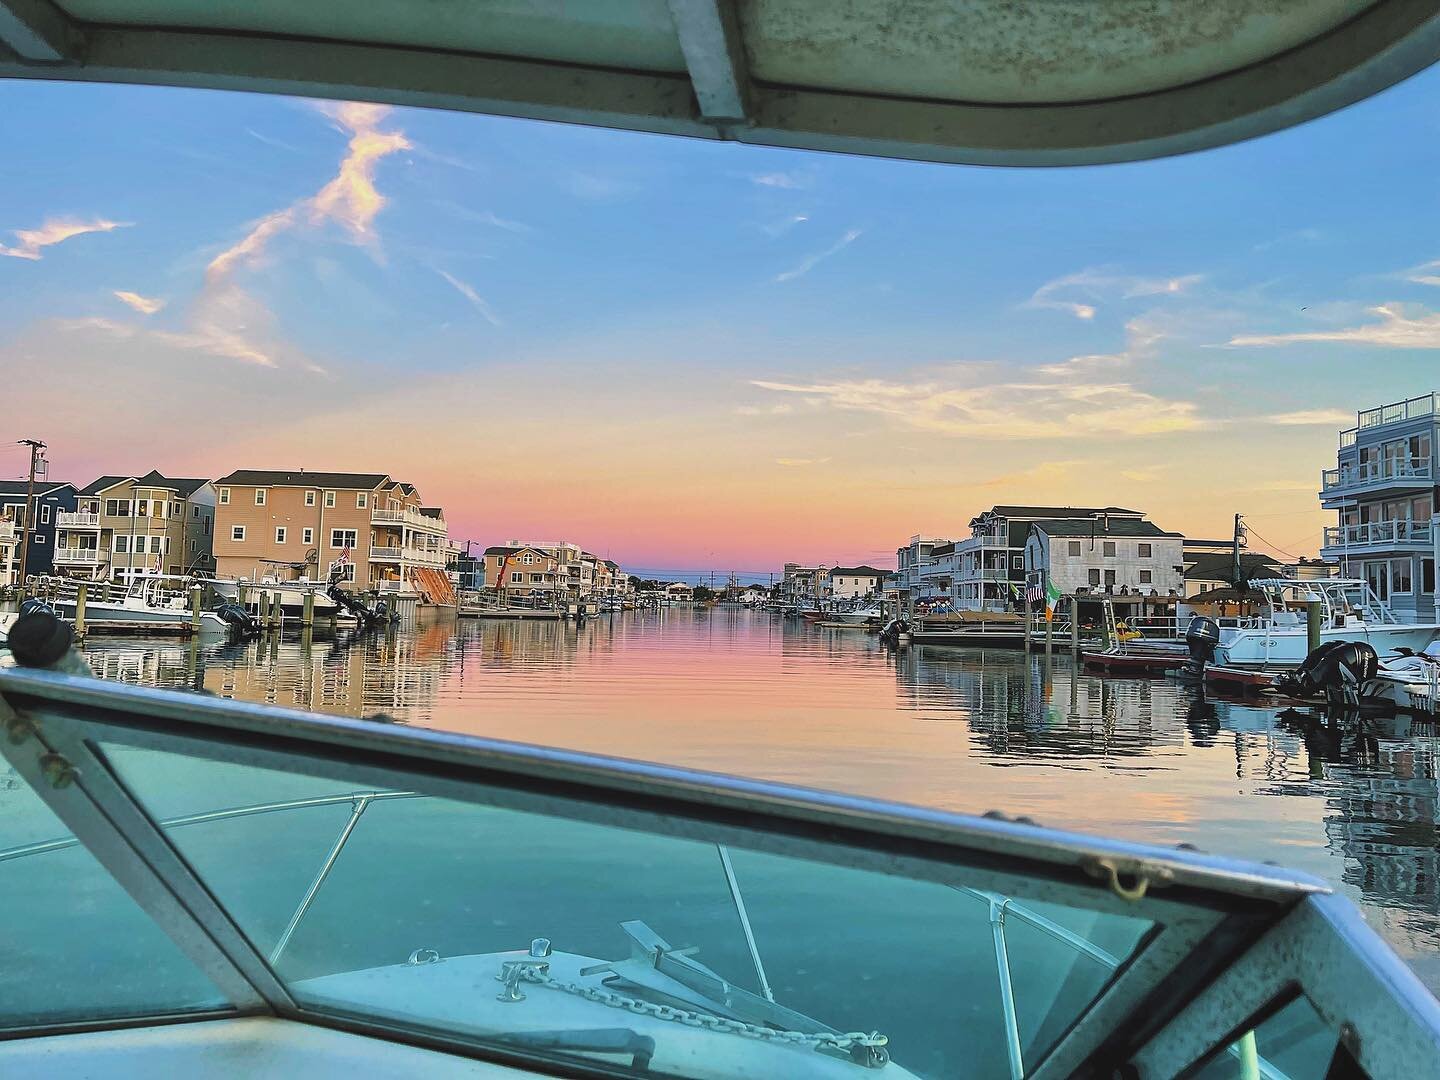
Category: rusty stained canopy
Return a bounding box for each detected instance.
[2,0,1439,165]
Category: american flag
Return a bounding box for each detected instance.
[1024,575,1044,605]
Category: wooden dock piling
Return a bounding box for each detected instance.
[302,590,315,629]
[74,582,87,637]
[190,585,202,634]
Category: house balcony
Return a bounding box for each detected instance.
[56,548,110,566]
[56,512,101,528]
[369,545,403,561]
[954,568,1012,583]
[371,507,447,534]
[1320,459,1433,504]
[1321,520,1435,557]
[1356,392,1436,433]
[404,546,448,567]
[0,522,14,543]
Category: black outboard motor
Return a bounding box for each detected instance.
[879,618,910,647]
[1180,616,1220,681]
[1278,640,1380,708]
[18,597,56,619]
[214,601,262,638]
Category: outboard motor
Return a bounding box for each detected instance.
[18,597,56,619]
[879,618,910,647]
[214,601,262,638]
[1278,640,1380,708]
[1180,616,1220,682]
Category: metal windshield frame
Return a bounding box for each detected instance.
[1,664,1435,1078]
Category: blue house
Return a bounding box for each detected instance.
[0,480,79,583]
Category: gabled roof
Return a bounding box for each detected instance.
[79,475,134,495]
[0,481,76,499]
[831,565,888,576]
[386,481,418,495]
[215,470,391,489]
[974,505,1142,525]
[1032,518,1181,539]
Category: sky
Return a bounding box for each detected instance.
[3,70,1440,574]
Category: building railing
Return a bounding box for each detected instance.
[403,546,447,566]
[1356,392,1436,431]
[975,533,1009,547]
[1321,458,1433,492]
[1339,428,1357,449]
[369,545,403,560]
[1322,521,1434,548]
[55,547,110,564]
[56,512,101,528]
[371,507,447,532]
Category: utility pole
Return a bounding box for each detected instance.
[1232,513,1247,591]
[16,439,45,584]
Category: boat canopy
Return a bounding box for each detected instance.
[1,637,1438,1078]
[1,1,1439,165]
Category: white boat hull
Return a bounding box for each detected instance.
[1215,623,1440,668]
[51,600,232,637]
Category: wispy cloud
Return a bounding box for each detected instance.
[112,290,164,315]
[58,315,278,368]
[435,202,532,233]
[1038,316,1165,375]
[1,218,128,261]
[1264,409,1352,426]
[436,268,501,326]
[1026,268,1203,321]
[1229,304,1440,349]
[735,403,794,416]
[774,228,862,283]
[775,457,831,466]
[1404,259,1440,287]
[761,214,809,238]
[975,460,1086,487]
[752,366,1203,440]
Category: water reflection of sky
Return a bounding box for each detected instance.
[80,606,1440,994]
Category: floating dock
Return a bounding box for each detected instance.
[458,606,565,620]
[1081,650,1186,675]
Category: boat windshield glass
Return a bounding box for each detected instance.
[0,759,229,1029]
[70,741,1154,1079]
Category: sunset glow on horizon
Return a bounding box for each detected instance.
[6,74,1440,572]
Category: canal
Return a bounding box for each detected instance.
[80,605,1440,997]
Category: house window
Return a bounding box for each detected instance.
[218,488,230,505]
[1392,558,1414,594]
[305,490,316,507]
[1138,543,1152,558]
[1423,559,1436,594]
[114,536,128,553]
[356,492,368,509]
[302,528,314,545]
[324,491,336,508]
[1139,570,1153,584]
[40,504,50,524]
[32,534,45,545]
[1103,542,1116,557]
[1104,569,1117,587]
[255,489,266,506]
[511,572,523,584]
[171,501,181,516]
[105,499,122,517]
[1087,569,1101,586]
[330,529,357,549]
[136,499,150,517]
[190,540,197,552]
[530,573,544,583]
[1067,541,1081,556]
[192,506,200,518]
[275,527,287,544]
[231,526,245,542]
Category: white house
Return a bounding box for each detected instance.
[1024,516,1185,599]
[824,566,888,600]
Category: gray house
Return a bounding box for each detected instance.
[0,481,78,584]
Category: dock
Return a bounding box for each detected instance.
[458,605,565,620]
[1081,650,1186,675]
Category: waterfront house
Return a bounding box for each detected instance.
[212,470,451,599]
[1024,516,1184,599]
[665,581,694,602]
[0,480,77,583]
[1320,392,1438,620]
[55,474,212,585]
[479,540,617,599]
[892,536,950,599]
[780,563,829,607]
[824,566,888,600]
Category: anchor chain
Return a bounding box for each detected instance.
[507,964,890,1068]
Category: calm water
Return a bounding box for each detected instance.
[80,605,1440,996]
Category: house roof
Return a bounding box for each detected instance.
[215,470,391,489]
[417,506,443,519]
[977,505,1142,524]
[385,481,418,495]
[79,475,134,495]
[1031,518,1180,539]
[0,481,76,499]
[1184,553,1282,581]
[831,565,888,576]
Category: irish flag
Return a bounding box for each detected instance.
[1045,578,1064,620]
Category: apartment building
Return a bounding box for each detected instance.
[0,480,77,584]
[1024,516,1185,598]
[212,470,450,596]
[479,540,620,598]
[54,473,214,584]
[779,563,829,606]
[1320,392,1438,620]
[823,566,888,600]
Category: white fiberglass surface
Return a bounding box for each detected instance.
[92,744,1152,1078]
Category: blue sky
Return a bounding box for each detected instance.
[3,68,1440,568]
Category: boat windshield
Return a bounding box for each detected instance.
[0,666,1348,1079]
